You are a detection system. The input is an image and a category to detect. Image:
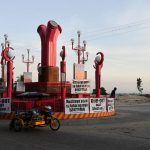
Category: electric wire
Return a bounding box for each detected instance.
[85,25,150,41]
[61,18,150,43]
[83,18,150,35]
[29,18,150,54]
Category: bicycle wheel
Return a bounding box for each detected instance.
[49,117,60,131]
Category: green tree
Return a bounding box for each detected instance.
[100,87,107,95]
[92,89,96,94]
[92,87,107,95]
[137,78,143,94]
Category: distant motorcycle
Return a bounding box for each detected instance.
[9,106,60,132]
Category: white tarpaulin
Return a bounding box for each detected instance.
[0,98,11,113]
[71,80,90,94]
[90,98,106,113]
[107,98,115,112]
[65,98,89,114]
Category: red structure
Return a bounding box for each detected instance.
[1,34,9,88]
[1,46,15,98]
[38,20,61,67]
[94,52,104,97]
[25,20,71,99]
[37,20,62,82]
[11,20,105,114]
[0,21,116,120]
[60,46,66,110]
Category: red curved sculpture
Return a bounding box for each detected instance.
[37,20,62,67]
[1,47,15,97]
[94,52,104,97]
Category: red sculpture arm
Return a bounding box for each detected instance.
[96,52,104,65]
[1,47,15,62]
[38,20,62,67]
[37,25,47,67]
[46,21,62,66]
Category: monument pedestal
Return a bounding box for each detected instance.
[25,81,71,96]
[38,66,59,82]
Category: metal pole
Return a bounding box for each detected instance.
[22,49,34,72]
[7,61,13,97]
[27,49,29,72]
[60,46,66,112]
[4,34,8,49]
[96,65,100,97]
[71,32,88,65]
[94,52,104,98]
[83,50,85,64]
[77,31,80,64]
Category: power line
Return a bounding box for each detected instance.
[85,25,150,41]
[83,18,150,36]
[83,23,150,41]
[19,18,150,52]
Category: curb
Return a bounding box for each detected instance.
[0,111,115,120]
[53,112,115,120]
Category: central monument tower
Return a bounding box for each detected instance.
[37,20,62,82]
[25,20,71,96]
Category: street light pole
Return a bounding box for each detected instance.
[94,52,104,97]
[71,31,88,64]
[22,49,34,72]
[82,40,88,64]
[60,46,66,111]
[4,34,8,49]
[77,31,81,64]
[1,34,9,88]
[1,34,15,98]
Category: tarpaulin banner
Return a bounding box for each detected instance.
[107,98,115,112]
[65,98,89,114]
[0,98,11,113]
[90,98,106,113]
[71,80,90,94]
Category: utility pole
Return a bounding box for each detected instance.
[22,49,34,72]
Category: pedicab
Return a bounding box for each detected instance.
[9,105,60,132]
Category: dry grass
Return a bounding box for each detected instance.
[116,94,150,104]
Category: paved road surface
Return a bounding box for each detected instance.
[0,103,150,150]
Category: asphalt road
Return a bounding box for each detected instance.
[0,103,150,150]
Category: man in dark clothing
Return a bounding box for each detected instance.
[110,87,117,98]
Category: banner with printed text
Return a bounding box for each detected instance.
[90,98,106,113]
[0,98,11,113]
[107,98,115,112]
[71,80,90,94]
[65,98,89,114]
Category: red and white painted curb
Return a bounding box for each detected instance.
[0,111,115,120]
[53,112,115,120]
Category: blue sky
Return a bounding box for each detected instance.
[0,0,150,93]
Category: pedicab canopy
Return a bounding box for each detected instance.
[16,92,49,98]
